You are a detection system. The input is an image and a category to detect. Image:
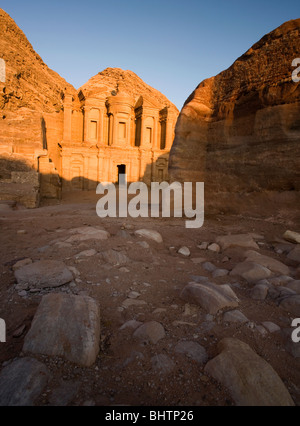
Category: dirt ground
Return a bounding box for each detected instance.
[0,191,299,406]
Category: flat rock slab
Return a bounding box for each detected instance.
[133,321,165,344]
[66,227,109,243]
[180,282,239,315]
[216,234,259,251]
[283,230,300,244]
[101,249,129,265]
[204,338,294,406]
[174,341,208,364]
[15,260,73,290]
[279,295,300,317]
[23,293,101,367]
[0,358,50,406]
[134,229,163,243]
[223,310,249,323]
[244,250,289,275]
[230,261,271,283]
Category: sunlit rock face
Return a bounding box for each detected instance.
[169,19,300,214]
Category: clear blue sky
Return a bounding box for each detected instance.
[1,0,299,109]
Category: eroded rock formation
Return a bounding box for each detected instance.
[169,19,300,214]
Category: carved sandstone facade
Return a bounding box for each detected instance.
[61,82,178,190]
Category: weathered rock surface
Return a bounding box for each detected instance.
[230,261,271,283]
[204,338,295,406]
[101,249,129,265]
[14,260,73,290]
[169,19,300,214]
[223,310,249,323]
[216,235,259,251]
[174,341,208,364]
[133,321,165,344]
[279,295,300,316]
[244,250,290,275]
[283,230,300,244]
[66,227,109,243]
[23,293,101,367]
[287,280,300,294]
[0,358,50,406]
[250,284,269,300]
[287,246,300,263]
[180,282,239,314]
[134,229,163,243]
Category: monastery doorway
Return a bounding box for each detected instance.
[117,164,126,184]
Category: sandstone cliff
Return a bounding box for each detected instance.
[0,8,75,175]
[169,19,300,214]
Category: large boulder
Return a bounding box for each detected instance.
[180,281,239,314]
[14,260,73,290]
[0,358,50,406]
[23,293,101,367]
[204,338,294,406]
[169,19,300,215]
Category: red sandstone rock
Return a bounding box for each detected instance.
[169,19,300,213]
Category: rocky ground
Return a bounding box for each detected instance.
[0,192,299,406]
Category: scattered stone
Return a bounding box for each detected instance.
[133,321,165,344]
[172,320,197,327]
[269,276,293,286]
[12,258,32,271]
[66,227,109,243]
[23,293,101,367]
[119,267,130,273]
[250,284,269,300]
[212,268,229,278]
[174,341,208,364]
[151,354,175,374]
[256,325,268,337]
[120,320,143,331]
[216,234,259,251]
[137,241,150,249]
[202,262,217,272]
[134,229,163,243]
[102,249,129,265]
[178,247,190,257]
[15,260,73,290]
[123,351,145,367]
[208,243,220,253]
[17,230,27,235]
[183,303,199,317]
[122,299,147,309]
[222,256,230,263]
[18,290,27,297]
[287,246,300,263]
[180,282,239,315]
[230,261,271,283]
[279,295,300,317]
[283,230,300,244]
[75,249,96,258]
[197,242,208,250]
[0,358,50,406]
[205,314,214,322]
[68,266,80,277]
[244,250,290,275]
[223,310,249,323]
[117,230,131,239]
[128,291,141,299]
[262,322,280,333]
[204,338,294,406]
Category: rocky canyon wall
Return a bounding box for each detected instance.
[169,19,300,215]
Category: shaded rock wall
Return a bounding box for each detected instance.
[169,19,300,214]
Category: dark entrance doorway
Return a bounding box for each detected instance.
[117,164,126,184]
